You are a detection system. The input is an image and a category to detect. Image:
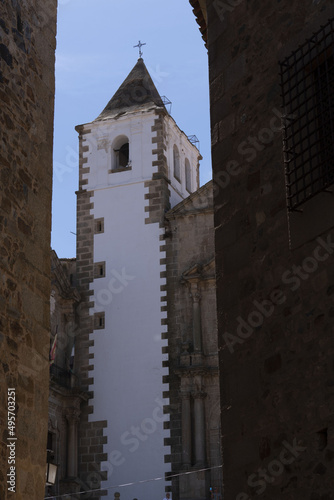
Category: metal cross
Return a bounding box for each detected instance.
[134,40,146,58]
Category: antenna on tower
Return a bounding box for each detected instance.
[161,96,172,114]
[134,40,146,59]
[187,135,200,150]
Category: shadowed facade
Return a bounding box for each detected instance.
[190,0,334,498]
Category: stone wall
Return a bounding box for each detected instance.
[48,251,85,498]
[0,1,56,498]
[144,110,171,226]
[165,182,222,499]
[75,126,108,498]
[203,0,334,498]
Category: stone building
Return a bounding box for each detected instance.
[73,58,221,500]
[0,1,57,499]
[47,251,88,498]
[165,181,222,499]
[2,1,334,499]
[190,0,334,498]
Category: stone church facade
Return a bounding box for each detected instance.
[71,58,221,500]
[165,182,222,499]
[3,0,334,499]
[47,251,89,499]
[48,177,221,500]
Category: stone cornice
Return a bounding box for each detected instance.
[49,381,89,402]
[189,0,208,45]
[181,257,215,283]
[165,180,213,220]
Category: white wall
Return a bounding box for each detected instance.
[165,115,200,201]
[83,113,159,191]
[82,110,171,500]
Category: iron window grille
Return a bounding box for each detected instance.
[279,18,334,211]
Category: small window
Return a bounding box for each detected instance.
[94,218,104,234]
[173,145,180,182]
[185,158,191,192]
[94,261,106,279]
[94,312,105,330]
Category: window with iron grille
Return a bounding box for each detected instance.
[280,19,334,211]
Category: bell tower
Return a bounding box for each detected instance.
[75,57,201,500]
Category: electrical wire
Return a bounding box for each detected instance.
[44,464,223,499]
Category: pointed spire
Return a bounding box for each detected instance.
[95,58,164,121]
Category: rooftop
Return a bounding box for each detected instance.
[95,58,165,121]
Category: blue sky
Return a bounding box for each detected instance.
[51,0,211,258]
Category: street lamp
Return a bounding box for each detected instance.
[46,460,58,486]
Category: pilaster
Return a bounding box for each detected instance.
[181,378,192,468]
[192,390,207,466]
[65,407,81,478]
[189,282,202,352]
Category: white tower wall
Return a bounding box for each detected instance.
[76,58,201,500]
[82,112,170,500]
